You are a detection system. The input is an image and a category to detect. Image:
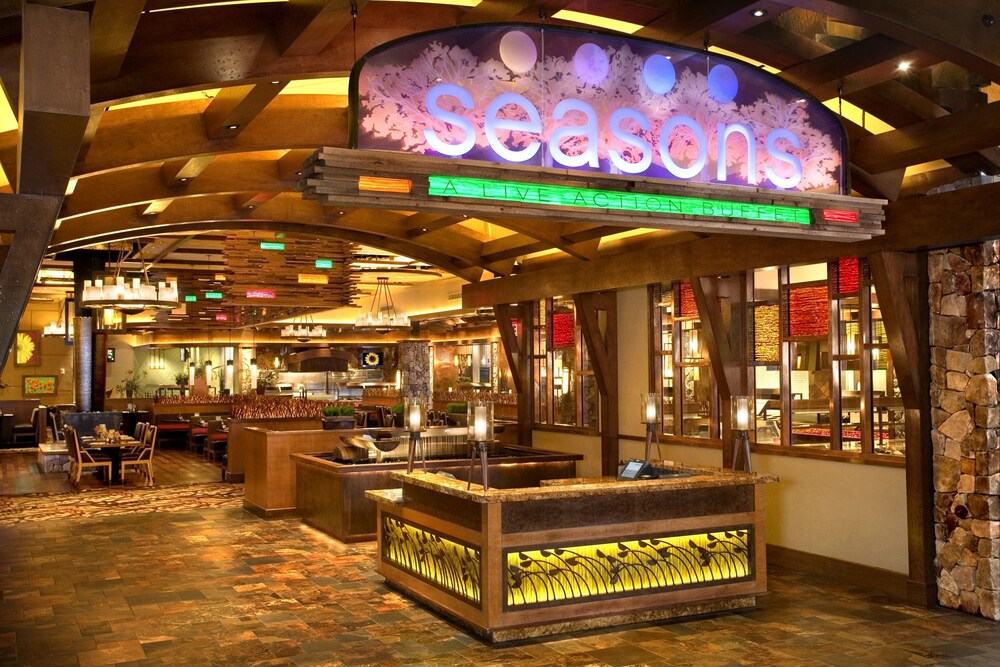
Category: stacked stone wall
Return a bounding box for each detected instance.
[398,339,431,402]
[930,242,1000,620]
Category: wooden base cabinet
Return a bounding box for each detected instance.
[368,466,776,642]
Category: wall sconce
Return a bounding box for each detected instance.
[405,396,427,473]
[640,393,660,463]
[730,395,752,472]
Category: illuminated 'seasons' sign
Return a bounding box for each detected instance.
[352,25,847,195]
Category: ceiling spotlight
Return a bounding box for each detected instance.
[897,61,911,72]
[178,177,189,183]
[226,123,240,130]
[984,14,996,27]
[271,80,281,84]
[750,8,767,17]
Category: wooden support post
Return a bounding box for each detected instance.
[0,5,90,372]
[868,250,935,607]
[494,302,533,447]
[691,276,747,467]
[574,291,618,476]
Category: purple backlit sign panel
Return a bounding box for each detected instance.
[352,25,847,194]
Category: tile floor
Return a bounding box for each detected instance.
[1,482,999,666]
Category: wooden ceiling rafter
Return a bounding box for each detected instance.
[202,81,288,140]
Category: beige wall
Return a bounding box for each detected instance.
[618,282,909,575]
[1,301,75,405]
[532,430,603,478]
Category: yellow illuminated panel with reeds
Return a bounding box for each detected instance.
[506,528,752,608]
[382,516,481,606]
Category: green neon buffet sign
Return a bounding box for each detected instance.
[427,175,811,225]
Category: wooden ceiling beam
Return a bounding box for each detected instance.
[66,98,348,176]
[277,148,314,180]
[853,100,1000,174]
[202,82,287,139]
[277,0,367,58]
[402,212,459,238]
[231,192,278,211]
[478,216,602,262]
[457,0,534,24]
[89,0,145,82]
[52,194,488,283]
[783,0,1000,83]
[159,155,216,187]
[781,34,937,99]
[481,234,548,263]
[139,199,172,217]
[636,0,760,44]
[67,155,275,219]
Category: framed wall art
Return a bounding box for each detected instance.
[14,331,41,366]
[23,375,57,396]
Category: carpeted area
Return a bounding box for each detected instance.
[0,481,243,524]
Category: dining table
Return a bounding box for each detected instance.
[81,435,141,484]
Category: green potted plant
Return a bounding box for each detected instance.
[322,404,356,430]
[115,369,147,399]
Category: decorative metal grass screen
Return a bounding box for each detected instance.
[506,528,752,608]
[382,516,482,606]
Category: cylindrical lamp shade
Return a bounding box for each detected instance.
[731,395,752,432]
[224,360,234,392]
[468,400,493,442]
[404,396,426,434]
[640,392,659,424]
[188,363,196,387]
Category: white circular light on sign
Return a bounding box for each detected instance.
[499,30,537,74]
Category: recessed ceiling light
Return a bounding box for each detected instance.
[178,177,189,182]
[897,61,911,72]
[271,80,281,84]
[226,123,240,130]
[750,8,767,18]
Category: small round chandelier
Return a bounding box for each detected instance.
[355,277,411,333]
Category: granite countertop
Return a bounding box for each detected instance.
[374,460,777,505]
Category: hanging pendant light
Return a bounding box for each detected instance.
[354,277,410,333]
[280,314,327,341]
[80,246,179,312]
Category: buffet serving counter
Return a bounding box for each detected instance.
[367,463,777,642]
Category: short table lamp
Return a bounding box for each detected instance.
[730,395,752,472]
[467,400,494,490]
[404,396,426,473]
[639,392,661,463]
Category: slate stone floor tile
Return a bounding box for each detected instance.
[3,492,1000,667]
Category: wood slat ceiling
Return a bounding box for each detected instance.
[1,0,998,335]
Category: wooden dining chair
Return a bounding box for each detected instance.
[65,425,111,486]
[121,424,157,486]
[205,420,228,462]
[188,417,208,453]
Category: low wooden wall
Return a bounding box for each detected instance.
[225,417,323,481]
[243,427,343,517]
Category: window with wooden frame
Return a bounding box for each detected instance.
[651,259,905,461]
[652,282,719,440]
[532,297,599,430]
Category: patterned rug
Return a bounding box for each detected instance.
[0,482,244,524]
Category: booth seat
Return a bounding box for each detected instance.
[61,411,123,437]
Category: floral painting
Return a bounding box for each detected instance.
[355,25,846,193]
[15,331,40,366]
[23,375,57,396]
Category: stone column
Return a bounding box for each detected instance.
[73,316,93,412]
[398,339,431,402]
[930,241,1000,620]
